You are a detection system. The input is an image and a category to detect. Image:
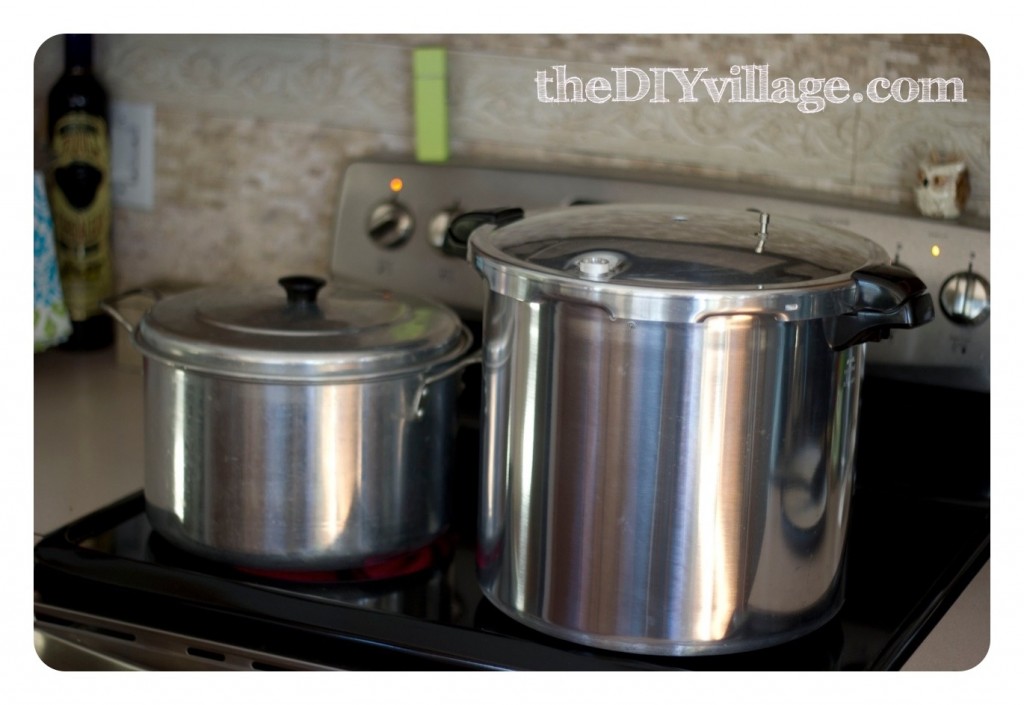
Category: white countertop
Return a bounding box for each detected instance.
[31,346,989,671]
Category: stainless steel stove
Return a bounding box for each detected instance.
[34,160,990,670]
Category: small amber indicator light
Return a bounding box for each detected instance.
[389,178,404,193]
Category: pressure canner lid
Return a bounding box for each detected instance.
[469,204,892,322]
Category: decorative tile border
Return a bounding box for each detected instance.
[450,53,859,186]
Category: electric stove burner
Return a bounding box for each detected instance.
[144,528,457,585]
[232,542,449,583]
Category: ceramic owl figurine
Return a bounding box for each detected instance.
[915,157,970,219]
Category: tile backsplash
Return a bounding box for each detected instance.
[33,34,990,291]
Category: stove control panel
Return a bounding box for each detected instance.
[331,160,990,391]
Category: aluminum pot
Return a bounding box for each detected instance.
[445,204,933,656]
[105,275,474,571]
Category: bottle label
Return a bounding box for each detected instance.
[48,112,113,321]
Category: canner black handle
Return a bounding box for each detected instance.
[824,263,935,351]
[442,208,524,258]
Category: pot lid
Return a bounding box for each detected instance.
[469,204,892,322]
[134,276,469,381]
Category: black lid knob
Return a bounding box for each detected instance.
[278,275,326,306]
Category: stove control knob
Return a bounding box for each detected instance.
[367,201,414,249]
[427,206,462,251]
[939,269,990,325]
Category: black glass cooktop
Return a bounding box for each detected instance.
[34,378,989,670]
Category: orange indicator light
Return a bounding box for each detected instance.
[389,178,404,193]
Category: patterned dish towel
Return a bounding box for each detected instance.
[34,170,71,351]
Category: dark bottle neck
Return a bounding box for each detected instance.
[64,34,93,73]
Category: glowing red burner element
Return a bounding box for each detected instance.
[235,533,456,584]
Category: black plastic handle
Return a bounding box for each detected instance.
[443,207,525,258]
[278,275,326,307]
[824,263,934,351]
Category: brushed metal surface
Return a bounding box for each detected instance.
[477,293,860,655]
[144,360,459,570]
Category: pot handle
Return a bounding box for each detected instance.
[409,325,482,419]
[411,350,484,418]
[442,207,524,258]
[100,288,163,335]
[824,263,934,351]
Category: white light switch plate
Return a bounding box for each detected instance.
[110,100,155,211]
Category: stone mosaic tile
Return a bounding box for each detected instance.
[112,113,411,290]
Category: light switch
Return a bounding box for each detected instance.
[110,100,155,211]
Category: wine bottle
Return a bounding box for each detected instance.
[46,34,114,350]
